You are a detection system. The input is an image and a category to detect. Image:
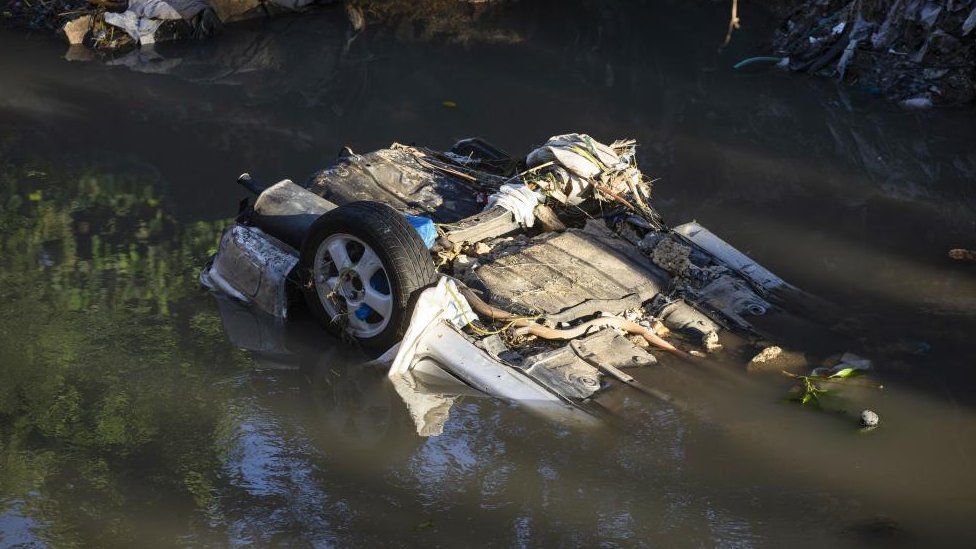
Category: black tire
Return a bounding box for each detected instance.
[299,201,437,351]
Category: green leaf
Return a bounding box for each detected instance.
[829,367,863,379]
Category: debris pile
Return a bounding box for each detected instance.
[773,0,976,106]
[949,248,976,261]
[110,0,319,49]
[2,0,518,54]
[4,0,335,52]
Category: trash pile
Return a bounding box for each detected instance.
[772,0,976,106]
[949,248,976,261]
[3,0,516,54]
[9,0,335,51]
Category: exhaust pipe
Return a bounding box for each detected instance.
[237,172,271,195]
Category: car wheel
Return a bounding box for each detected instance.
[299,201,437,351]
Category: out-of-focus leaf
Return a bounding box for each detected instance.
[829,367,863,379]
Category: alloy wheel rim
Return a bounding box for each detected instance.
[313,233,393,338]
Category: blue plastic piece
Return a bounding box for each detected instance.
[355,273,392,321]
[405,214,437,248]
[355,303,372,320]
[369,271,390,294]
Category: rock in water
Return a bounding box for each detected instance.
[861,409,880,427]
[750,346,782,364]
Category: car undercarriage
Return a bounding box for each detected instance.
[202,134,844,435]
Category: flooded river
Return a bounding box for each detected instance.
[1,1,975,546]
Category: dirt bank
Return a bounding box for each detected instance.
[3,0,973,107]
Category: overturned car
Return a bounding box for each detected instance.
[202,134,840,433]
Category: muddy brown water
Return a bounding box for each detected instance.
[1,1,975,546]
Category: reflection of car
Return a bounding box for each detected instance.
[203,134,829,430]
[213,294,423,452]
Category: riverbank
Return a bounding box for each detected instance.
[768,0,976,106]
[3,0,974,106]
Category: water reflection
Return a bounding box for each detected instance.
[1,0,975,545]
[0,161,240,545]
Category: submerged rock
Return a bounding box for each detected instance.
[62,15,91,44]
[750,345,782,364]
[860,409,880,427]
[702,330,722,352]
[747,345,807,374]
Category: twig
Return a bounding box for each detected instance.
[722,0,740,47]
[502,161,555,186]
[414,155,478,182]
[592,181,637,211]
